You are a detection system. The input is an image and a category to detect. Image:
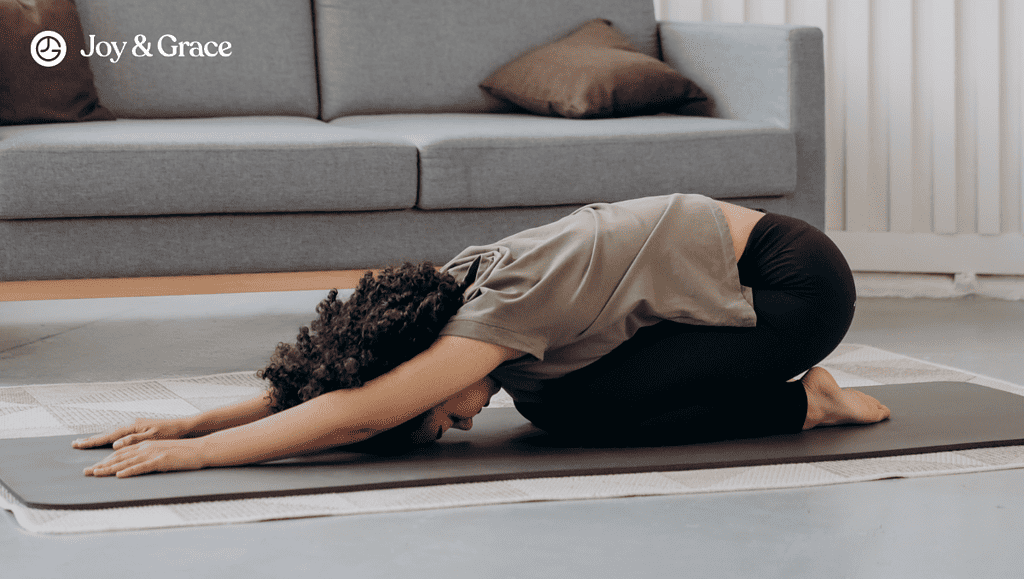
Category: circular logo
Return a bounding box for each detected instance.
[31,30,67,67]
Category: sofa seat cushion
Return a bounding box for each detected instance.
[0,117,418,219]
[330,113,797,210]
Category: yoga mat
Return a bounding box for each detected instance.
[2,381,1023,510]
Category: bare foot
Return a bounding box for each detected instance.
[801,367,891,430]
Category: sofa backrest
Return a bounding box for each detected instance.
[315,0,659,120]
[75,0,319,119]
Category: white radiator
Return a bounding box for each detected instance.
[658,0,1024,276]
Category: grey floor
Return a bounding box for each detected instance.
[2,294,1024,578]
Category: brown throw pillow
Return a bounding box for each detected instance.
[480,18,707,119]
[0,0,115,125]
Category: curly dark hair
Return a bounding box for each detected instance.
[257,262,467,442]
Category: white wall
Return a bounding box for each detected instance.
[657,0,1024,277]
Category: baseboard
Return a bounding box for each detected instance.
[0,270,380,302]
[853,272,1024,301]
[827,231,1024,275]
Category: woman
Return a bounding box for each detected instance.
[74,194,890,478]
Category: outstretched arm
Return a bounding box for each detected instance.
[84,336,520,477]
[73,393,275,450]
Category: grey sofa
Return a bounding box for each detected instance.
[0,0,824,282]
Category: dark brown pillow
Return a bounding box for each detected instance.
[0,0,115,125]
[480,18,707,119]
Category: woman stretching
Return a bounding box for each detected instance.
[75,194,890,477]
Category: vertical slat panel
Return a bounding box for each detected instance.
[789,0,839,228]
[841,0,872,231]
[1006,0,1024,234]
[749,0,786,24]
[826,0,847,230]
[710,0,746,23]
[911,0,935,233]
[663,0,1021,244]
[1017,0,1024,234]
[863,0,890,232]
[956,1,979,234]
[788,0,826,28]
[882,0,914,233]
[929,0,958,234]
[974,0,1001,235]
[654,0,667,20]
[658,0,704,21]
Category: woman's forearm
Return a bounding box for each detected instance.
[196,388,378,467]
[186,393,275,437]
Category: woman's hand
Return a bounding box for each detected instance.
[72,417,197,451]
[83,439,207,478]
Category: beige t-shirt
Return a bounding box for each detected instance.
[439,193,757,403]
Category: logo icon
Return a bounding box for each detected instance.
[31,30,67,67]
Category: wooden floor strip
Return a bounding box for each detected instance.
[0,270,380,301]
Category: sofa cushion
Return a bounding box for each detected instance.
[0,0,115,125]
[315,0,657,120]
[71,0,318,118]
[480,19,706,119]
[0,117,418,219]
[331,114,797,210]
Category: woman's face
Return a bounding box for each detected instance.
[409,377,500,444]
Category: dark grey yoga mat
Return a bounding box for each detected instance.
[2,382,1023,510]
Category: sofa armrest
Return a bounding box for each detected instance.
[658,21,825,230]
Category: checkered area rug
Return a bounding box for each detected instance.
[3,343,1024,534]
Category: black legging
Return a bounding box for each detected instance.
[514,212,857,446]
